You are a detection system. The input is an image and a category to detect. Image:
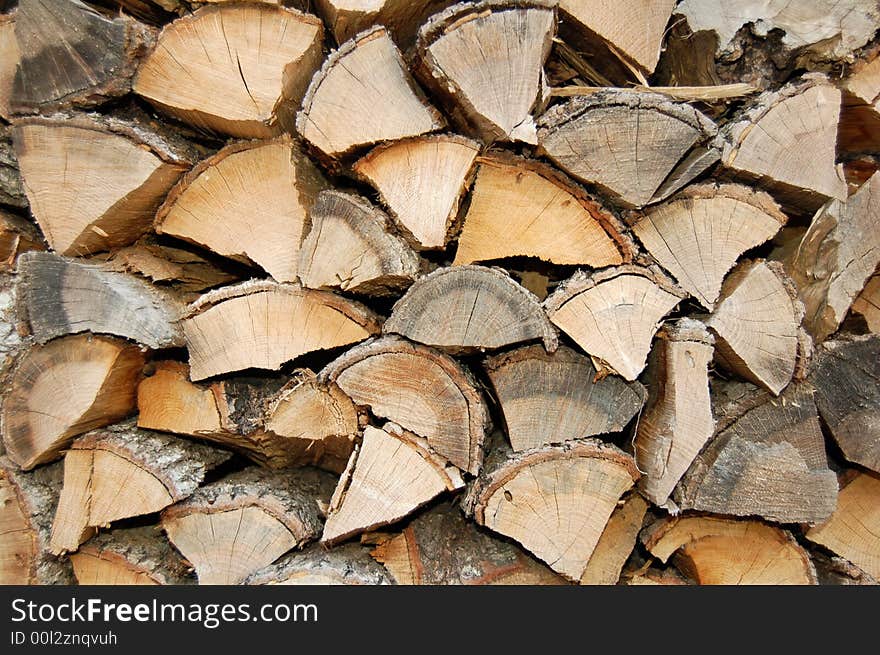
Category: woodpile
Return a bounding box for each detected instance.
[1,0,879,587]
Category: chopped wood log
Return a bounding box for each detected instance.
[484,344,646,452]
[162,467,335,584]
[852,273,880,332]
[675,381,838,524]
[537,90,717,208]
[11,0,155,114]
[705,260,805,395]
[0,268,24,403]
[70,525,191,585]
[2,335,146,470]
[414,0,556,144]
[247,543,392,585]
[322,424,465,545]
[453,153,633,267]
[719,75,848,210]
[580,493,648,585]
[625,568,689,586]
[630,183,787,310]
[12,113,195,256]
[298,190,421,294]
[464,439,639,581]
[544,265,685,381]
[155,138,327,283]
[0,457,73,584]
[634,319,714,508]
[642,516,817,585]
[353,134,480,250]
[16,251,184,349]
[49,423,230,554]
[0,12,17,120]
[810,335,880,474]
[0,210,44,273]
[840,51,880,155]
[0,126,28,210]
[811,551,877,586]
[133,3,324,138]
[320,336,489,474]
[369,500,566,585]
[183,280,382,381]
[297,26,445,161]
[384,265,557,353]
[315,0,454,48]
[782,172,880,342]
[806,471,880,580]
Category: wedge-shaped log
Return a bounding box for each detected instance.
[315,0,455,47]
[0,14,18,120]
[0,210,44,273]
[247,543,392,586]
[162,467,335,585]
[183,281,382,381]
[580,494,648,586]
[544,265,685,381]
[322,424,465,545]
[852,273,880,332]
[133,3,323,138]
[840,51,880,155]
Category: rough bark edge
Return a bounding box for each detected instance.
[75,525,193,585]
[245,542,393,585]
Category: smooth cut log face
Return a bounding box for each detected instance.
[247,543,392,585]
[631,184,787,310]
[453,154,630,267]
[0,467,34,585]
[806,472,880,580]
[0,211,44,273]
[384,265,557,352]
[643,516,817,585]
[298,190,420,294]
[156,139,327,283]
[353,135,480,249]
[183,281,382,381]
[17,251,184,350]
[134,4,324,138]
[321,337,489,474]
[852,273,880,332]
[415,1,555,144]
[297,27,444,160]
[484,344,645,452]
[0,14,18,120]
[810,336,880,474]
[580,494,648,585]
[2,335,145,470]
[544,266,684,381]
[706,260,802,396]
[137,361,223,437]
[12,116,192,256]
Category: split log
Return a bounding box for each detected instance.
[0,12,17,120]
[315,0,454,47]
[247,543,392,585]
[49,423,230,554]
[675,381,838,524]
[369,501,566,585]
[321,424,465,545]
[0,126,28,210]
[537,90,717,208]
[580,493,648,586]
[133,3,324,138]
[484,344,646,452]
[840,51,880,155]
[852,273,880,332]
[71,526,191,585]
[183,280,382,381]
[625,569,689,586]
[12,113,195,256]
[630,183,787,310]
[1,335,146,470]
[320,336,489,474]
[11,0,154,114]
[544,265,685,381]
[634,319,714,508]
[0,211,43,273]
[298,190,420,294]
[413,0,556,144]
[297,26,444,161]
[782,172,880,342]
[811,551,877,586]
[162,467,335,585]
[642,516,817,585]
[16,251,184,349]
[464,439,639,581]
[453,153,633,267]
[384,265,557,353]
[155,138,327,284]
[806,471,880,581]
[0,458,73,584]
[810,336,880,474]
[705,260,804,395]
[353,134,480,250]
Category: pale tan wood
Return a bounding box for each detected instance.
[322,424,464,545]
[247,543,392,585]
[137,361,224,437]
[134,3,323,138]
[156,138,327,283]
[0,13,18,120]
[453,153,632,267]
[544,265,685,381]
[580,494,648,585]
[0,210,44,273]
[839,52,880,155]
[315,0,455,47]
[71,526,191,585]
[852,273,880,332]
[183,280,382,381]
[551,84,758,102]
[353,134,480,250]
